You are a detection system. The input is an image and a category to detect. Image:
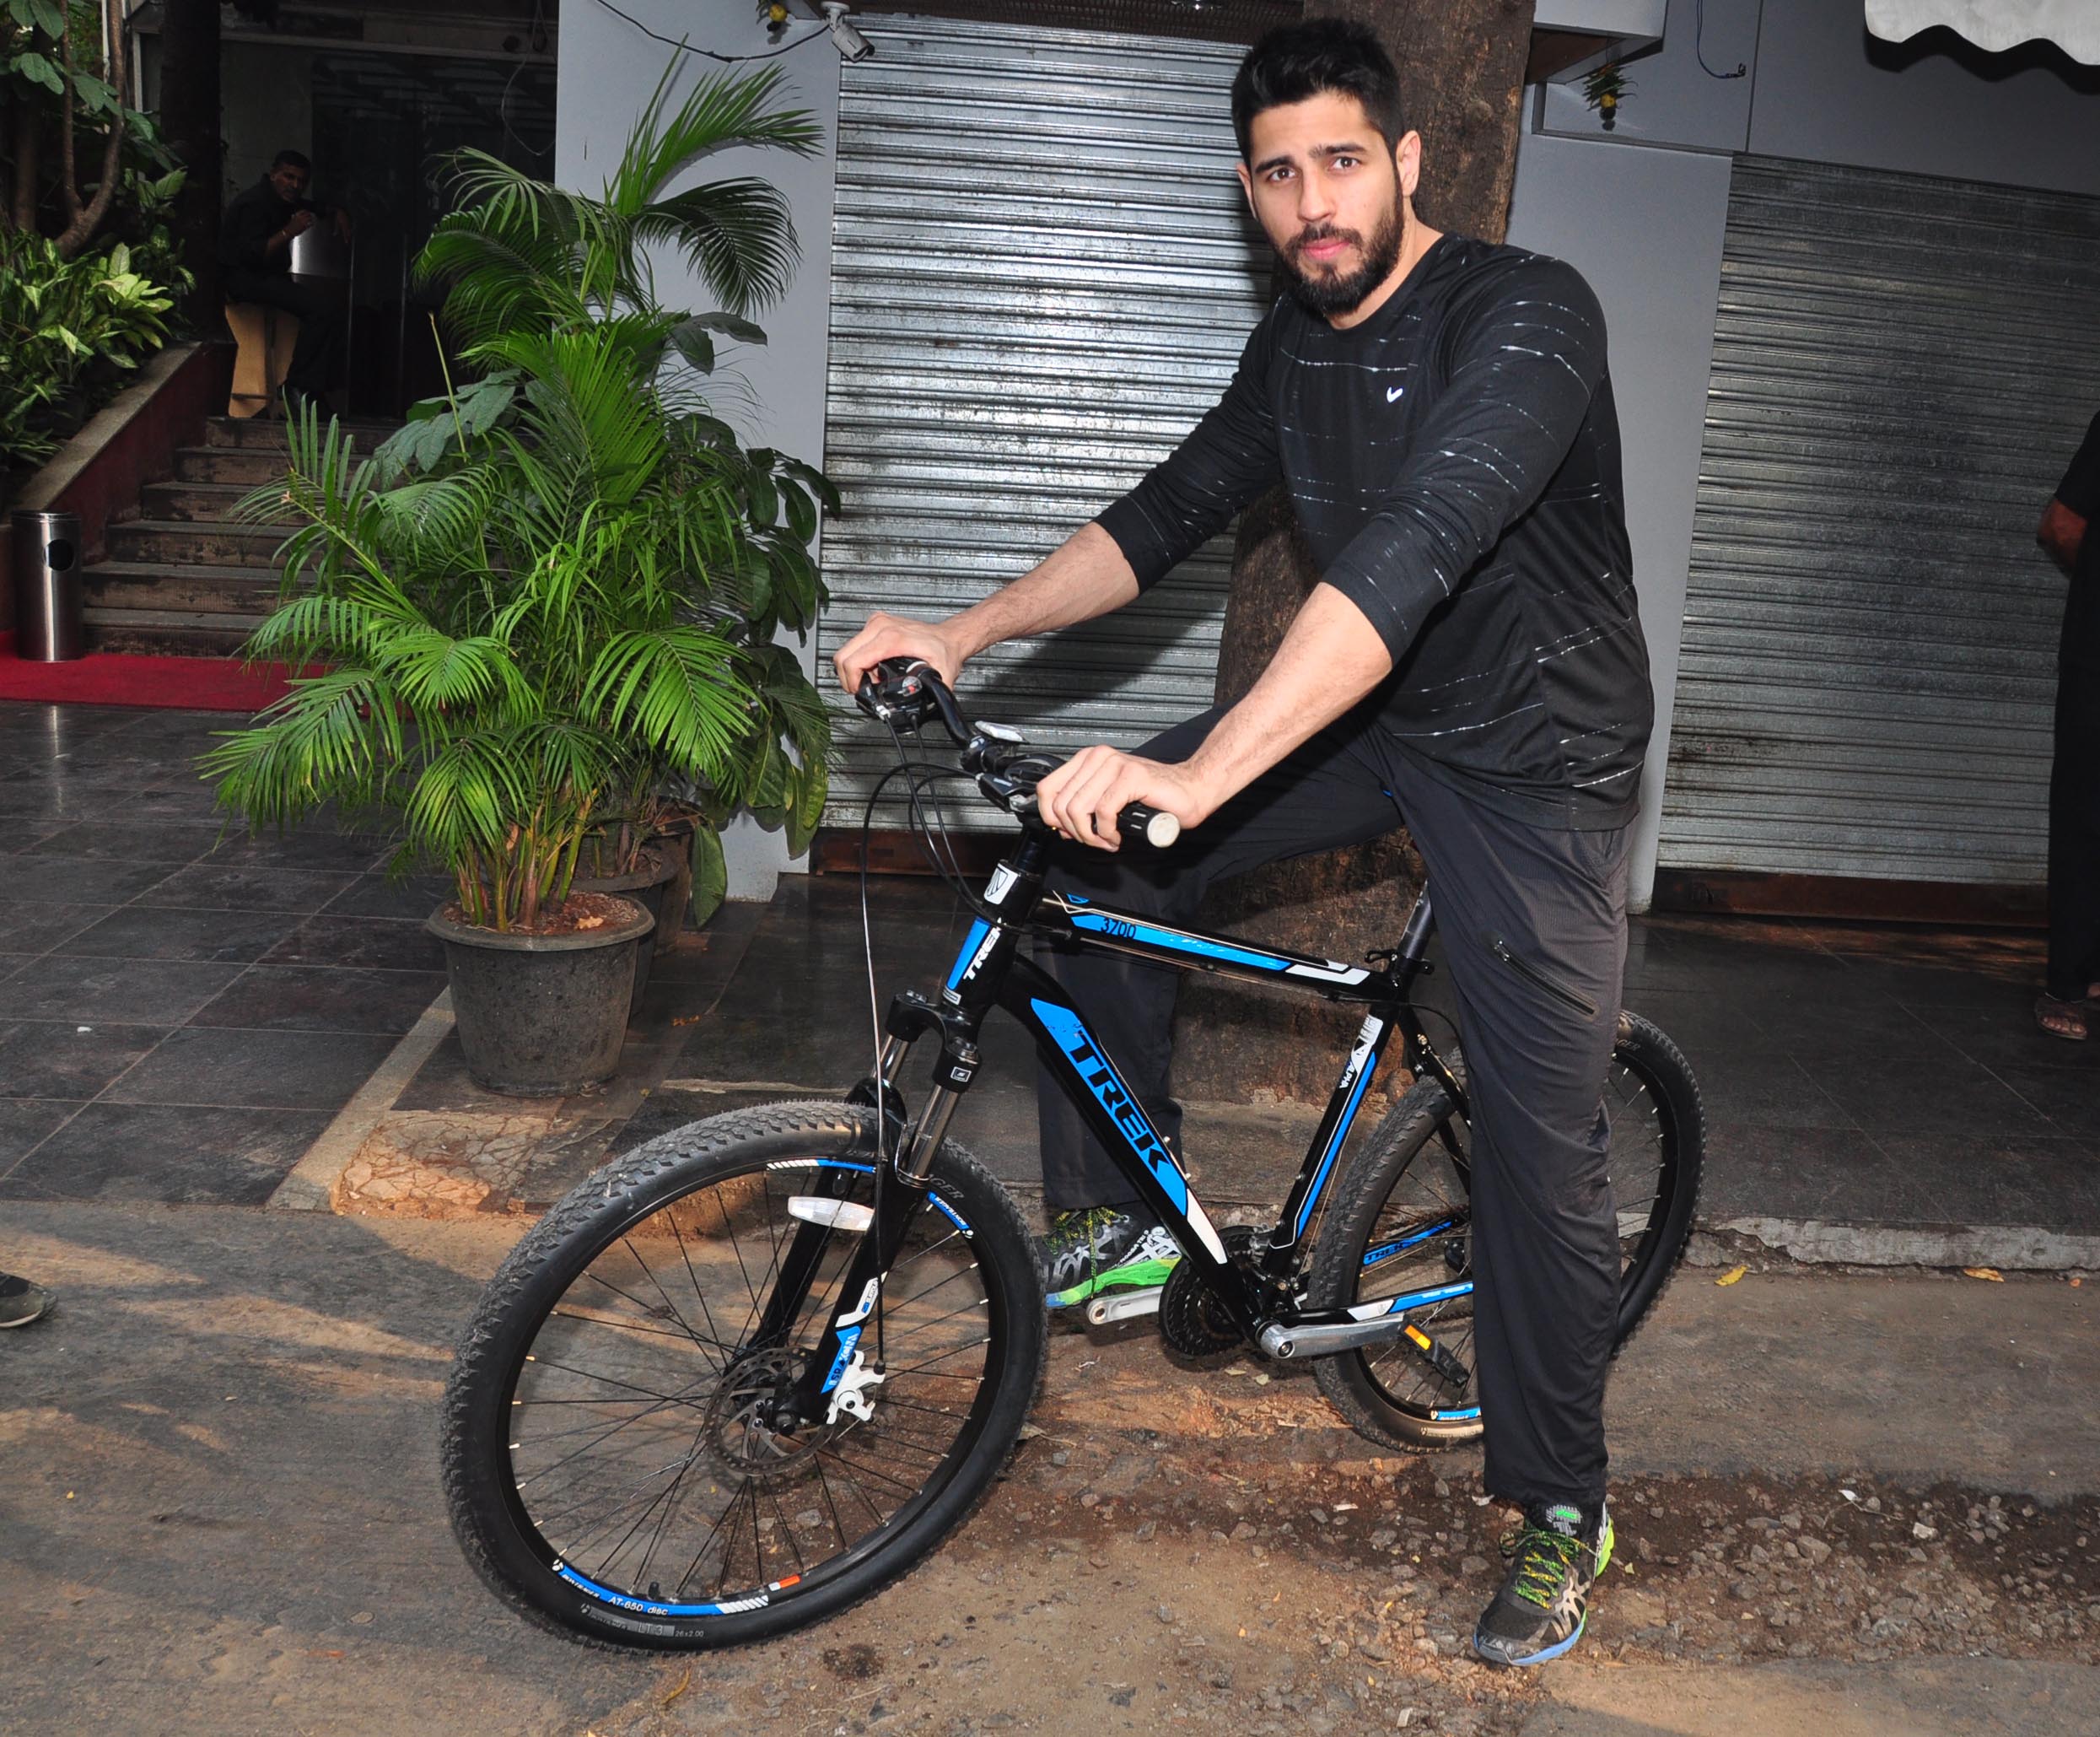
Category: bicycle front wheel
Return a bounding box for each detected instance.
[441,1102,1045,1649]
[1308,1013,1704,1451]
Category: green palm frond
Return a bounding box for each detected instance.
[583,625,752,775]
[212,51,841,930]
[606,62,822,218]
[201,667,404,829]
[638,178,800,316]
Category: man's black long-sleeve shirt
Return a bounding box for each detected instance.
[1096,235,1652,829]
[219,176,301,281]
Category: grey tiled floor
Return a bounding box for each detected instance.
[0,702,447,1205]
[8,699,2093,1237]
[1621,915,2100,1229]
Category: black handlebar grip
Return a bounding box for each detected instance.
[1118,802,1181,850]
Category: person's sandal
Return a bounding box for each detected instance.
[2035,994,2090,1042]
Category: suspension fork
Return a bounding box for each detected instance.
[775,832,1043,1420]
[776,1008,984,1425]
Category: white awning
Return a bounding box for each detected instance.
[1866,0,2100,62]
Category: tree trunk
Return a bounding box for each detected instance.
[1171,0,1536,1103]
[158,0,223,322]
[52,0,128,259]
[8,86,37,231]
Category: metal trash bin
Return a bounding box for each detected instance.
[11,509,84,661]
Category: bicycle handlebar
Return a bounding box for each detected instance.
[853,657,1180,850]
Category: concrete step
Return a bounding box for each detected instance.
[83,560,288,616]
[203,415,398,452]
[105,517,288,567]
[139,479,261,523]
[83,612,261,656]
[174,445,293,486]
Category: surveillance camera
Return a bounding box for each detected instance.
[821,2,873,62]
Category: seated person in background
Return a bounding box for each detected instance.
[218,148,351,413]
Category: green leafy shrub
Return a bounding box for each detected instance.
[0,218,180,476]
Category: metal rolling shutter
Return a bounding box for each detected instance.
[819,15,1268,828]
[1659,155,2100,886]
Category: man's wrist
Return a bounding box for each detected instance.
[1175,751,1232,821]
[937,613,985,667]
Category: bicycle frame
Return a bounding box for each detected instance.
[779,826,1480,1426]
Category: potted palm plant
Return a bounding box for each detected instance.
[204,61,835,1094]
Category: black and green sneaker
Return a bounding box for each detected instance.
[1472,1500,1613,1668]
[1041,1206,1181,1310]
[0,1272,55,1330]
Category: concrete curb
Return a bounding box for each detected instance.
[268,990,455,1211]
[1705,1215,2100,1273]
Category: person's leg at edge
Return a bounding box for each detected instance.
[1392,766,1627,1667]
[1034,706,1403,1304]
[2042,678,2100,1038]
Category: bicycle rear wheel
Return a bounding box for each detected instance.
[441,1102,1045,1648]
[1307,1013,1703,1451]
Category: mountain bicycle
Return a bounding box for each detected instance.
[440,659,1704,1649]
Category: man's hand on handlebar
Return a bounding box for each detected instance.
[834,612,965,698]
[1037,745,1210,853]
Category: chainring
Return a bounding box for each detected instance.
[1157,1226,1263,1358]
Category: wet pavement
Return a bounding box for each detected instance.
[4,699,2096,1263]
[0,703,444,1206]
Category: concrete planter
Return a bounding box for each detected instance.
[570,842,682,1020]
[427,896,654,1097]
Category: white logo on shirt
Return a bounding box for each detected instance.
[1386,386,1405,402]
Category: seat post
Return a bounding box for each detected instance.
[1393,887,1435,969]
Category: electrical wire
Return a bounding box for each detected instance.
[588,0,832,64]
[1693,0,1748,79]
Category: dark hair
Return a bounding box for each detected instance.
[271,148,311,173]
[1231,19,1405,161]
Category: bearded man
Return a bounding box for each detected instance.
[836,19,1651,1667]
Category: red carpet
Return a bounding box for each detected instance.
[0,649,317,712]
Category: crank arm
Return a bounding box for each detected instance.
[1084,1285,1164,1326]
[1255,1281,1473,1361]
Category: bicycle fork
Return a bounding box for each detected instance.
[767,1041,968,1432]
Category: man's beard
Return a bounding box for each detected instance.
[1276,202,1405,318]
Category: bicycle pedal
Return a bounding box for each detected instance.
[1084,1286,1165,1326]
[1403,1322,1471,1390]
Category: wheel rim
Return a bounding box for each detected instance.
[495,1157,1005,1618]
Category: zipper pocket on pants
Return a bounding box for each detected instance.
[1485,931,1598,1019]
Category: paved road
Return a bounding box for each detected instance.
[1,1200,2092,1733]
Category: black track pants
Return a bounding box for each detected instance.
[1035,705,1630,1513]
[2048,675,2100,1001]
